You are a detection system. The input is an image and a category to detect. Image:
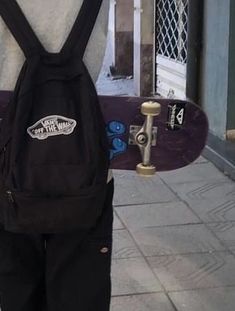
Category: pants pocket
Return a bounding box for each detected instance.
[81,235,113,288]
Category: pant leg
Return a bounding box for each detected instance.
[0,227,46,311]
[46,179,114,311]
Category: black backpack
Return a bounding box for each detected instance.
[0,0,110,233]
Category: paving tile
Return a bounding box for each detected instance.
[207,222,235,252]
[147,252,235,291]
[193,156,208,164]
[113,170,177,206]
[231,250,235,257]
[111,293,175,311]
[112,229,142,259]
[167,180,235,223]
[111,257,162,296]
[115,202,200,230]
[130,224,225,256]
[169,287,235,311]
[113,212,125,230]
[158,162,229,184]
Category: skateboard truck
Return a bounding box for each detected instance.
[135,101,161,176]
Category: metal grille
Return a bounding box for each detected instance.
[156,0,188,64]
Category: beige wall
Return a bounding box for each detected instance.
[134,0,155,96]
[116,0,134,32]
[115,0,134,76]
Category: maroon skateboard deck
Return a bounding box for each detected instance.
[0,91,208,175]
[99,95,208,174]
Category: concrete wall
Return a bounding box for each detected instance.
[134,0,154,96]
[115,0,134,76]
[134,0,141,95]
[227,0,235,134]
[106,0,116,70]
[200,0,230,139]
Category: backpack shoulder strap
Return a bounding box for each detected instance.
[0,0,44,58]
[61,0,103,58]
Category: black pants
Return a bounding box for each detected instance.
[0,180,114,311]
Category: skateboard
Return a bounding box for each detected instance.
[99,95,208,175]
[0,91,208,176]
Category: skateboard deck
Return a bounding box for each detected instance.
[99,95,208,174]
[0,91,208,175]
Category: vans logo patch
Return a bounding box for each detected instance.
[27,115,77,140]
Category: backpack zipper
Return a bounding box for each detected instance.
[6,190,17,217]
[6,190,14,203]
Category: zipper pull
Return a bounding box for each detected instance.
[6,190,14,203]
[6,190,17,217]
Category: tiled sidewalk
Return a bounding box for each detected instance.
[97,71,235,311]
[111,163,235,311]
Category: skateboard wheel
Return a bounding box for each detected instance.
[136,163,156,176]
[141,101,161,116]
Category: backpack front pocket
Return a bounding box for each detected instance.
[11,164,96,194]
[4,181,107,233]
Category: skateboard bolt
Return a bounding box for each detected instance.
[136,133,148,145]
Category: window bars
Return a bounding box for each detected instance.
[156,0,188,64]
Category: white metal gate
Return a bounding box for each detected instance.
[155,0,188,99]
